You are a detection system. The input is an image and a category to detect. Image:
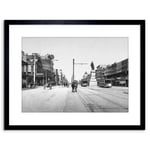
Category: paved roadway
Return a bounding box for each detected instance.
[22,85,128,112]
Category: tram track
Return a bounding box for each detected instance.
[77,88,128,112]
[85,89,128,111]
[77,89,107,112]
[89,87,128,100]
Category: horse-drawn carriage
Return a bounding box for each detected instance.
[71,80,78,92]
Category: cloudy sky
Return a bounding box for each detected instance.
[22,37,128,81]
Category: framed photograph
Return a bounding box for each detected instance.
[4,20,145,130]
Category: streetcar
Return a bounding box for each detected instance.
[98,79,112,88]
[80,79,89,87]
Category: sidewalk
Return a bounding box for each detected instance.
[22,85,68,90]
[22,86,40,91]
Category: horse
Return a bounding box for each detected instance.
[71,81,78,92]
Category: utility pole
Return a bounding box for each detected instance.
[33,57,36,84]
[32,56,38,85]
[72,58,88,82]
[73,58,75,81]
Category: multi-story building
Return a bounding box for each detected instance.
[95,65,105,86]
[95,59,128,87]
[22,51,55,88]
[22,51,29,88]
[41,54,55,85]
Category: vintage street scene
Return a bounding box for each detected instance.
[22,37,128,112]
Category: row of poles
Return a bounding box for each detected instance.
[32,57,88,85]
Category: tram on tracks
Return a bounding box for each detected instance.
[97,79,112,88]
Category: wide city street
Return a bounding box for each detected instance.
[22,85,128,112]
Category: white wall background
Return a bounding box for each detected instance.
[0,0,149,150]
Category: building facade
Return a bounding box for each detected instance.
[95,59,128,87]
[41,54,55,85]
[22,51,55,88]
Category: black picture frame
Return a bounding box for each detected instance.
[4,20,145,130]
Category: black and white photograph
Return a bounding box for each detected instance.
[22,37,128,112]
[1,1,149,150]
[4,20,145,130]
